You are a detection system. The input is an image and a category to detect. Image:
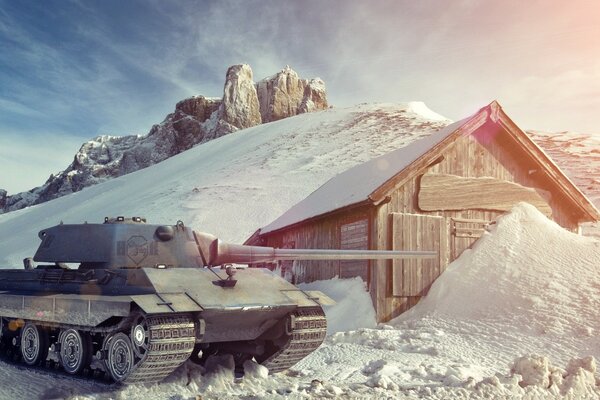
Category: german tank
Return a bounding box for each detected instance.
[0,217,436,384]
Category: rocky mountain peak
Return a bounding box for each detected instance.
[175,96,221,122]
[1,64,329,214]
[256,66,328,123]
[0,189,6,209]
[222,64,262,129]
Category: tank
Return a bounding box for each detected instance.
[0,217,436,384]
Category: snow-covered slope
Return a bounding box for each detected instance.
[528,130,600,237]
[528,130,600,208]
[0,103,448,266]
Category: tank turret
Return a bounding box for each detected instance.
[0,217,437,385]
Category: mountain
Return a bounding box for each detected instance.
[527,130,600,236]
[0,64,328,214]
[0,102,448,266]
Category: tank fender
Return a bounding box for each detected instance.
[280,290,335,307]
[304,290,336,306]
[130,293,204,314]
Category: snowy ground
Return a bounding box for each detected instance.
[1,104,600,399]
[2,204,599,399]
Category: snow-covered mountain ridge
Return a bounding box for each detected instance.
[0,64,327,214]
[527,130,600,208]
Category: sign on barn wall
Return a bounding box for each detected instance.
[339,217,369,283]
[418,172,552,215]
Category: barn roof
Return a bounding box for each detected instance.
[258,101,600,236]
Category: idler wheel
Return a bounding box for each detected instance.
[106,333,135,383]
[20,322,48,366]
[59,329,92,374]
[130,315,150,359]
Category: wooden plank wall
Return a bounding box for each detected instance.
[263,121,582,322]
[339,218,369,281]
[450,218,490,260]
[372,125,580,321]
[391,213,444,296]
[263,209,371,284]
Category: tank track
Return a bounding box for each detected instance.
[123,315,195,384]
[0,314,195,385]
[262,307,327,373]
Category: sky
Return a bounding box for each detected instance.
[1,0,599,194]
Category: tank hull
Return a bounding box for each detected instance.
[0,267,328,383]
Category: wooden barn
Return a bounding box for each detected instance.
[245,101,600,322]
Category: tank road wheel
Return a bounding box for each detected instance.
[106,333,135,383]
[130,315,150,359]
[59,329,92,374]
[20,322,48,366]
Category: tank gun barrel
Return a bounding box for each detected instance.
[194,232,437,266]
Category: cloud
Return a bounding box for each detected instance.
[0,130,82,194]
[498,65,600,133]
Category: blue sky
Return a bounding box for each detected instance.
[1,0,599,193]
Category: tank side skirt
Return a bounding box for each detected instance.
[0,293,132,327]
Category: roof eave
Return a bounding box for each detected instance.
[259,199,374,237]
[493,105,600,223]
[368,105,490,203]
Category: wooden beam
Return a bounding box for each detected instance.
[418,173,552,215]
[391,213,443,297]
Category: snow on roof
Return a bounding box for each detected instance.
[260,116,470,235]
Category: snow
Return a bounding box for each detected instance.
[0,103,448,266]
[528,130,600,238]
[298,277,377,334]
[406,101,450,121]
[3,205,599,399]
[1,102,600,399]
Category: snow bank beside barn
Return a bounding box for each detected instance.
[298,277,377,334]
[400,202,600,340]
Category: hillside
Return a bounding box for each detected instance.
[0,64,327,214]
[0,103,448,266]
[0,103,599,399]
[528,130,600,236]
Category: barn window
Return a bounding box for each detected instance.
[339,217,369,284]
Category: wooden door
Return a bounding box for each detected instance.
[391,213,445,296]
[450,217,490,260]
